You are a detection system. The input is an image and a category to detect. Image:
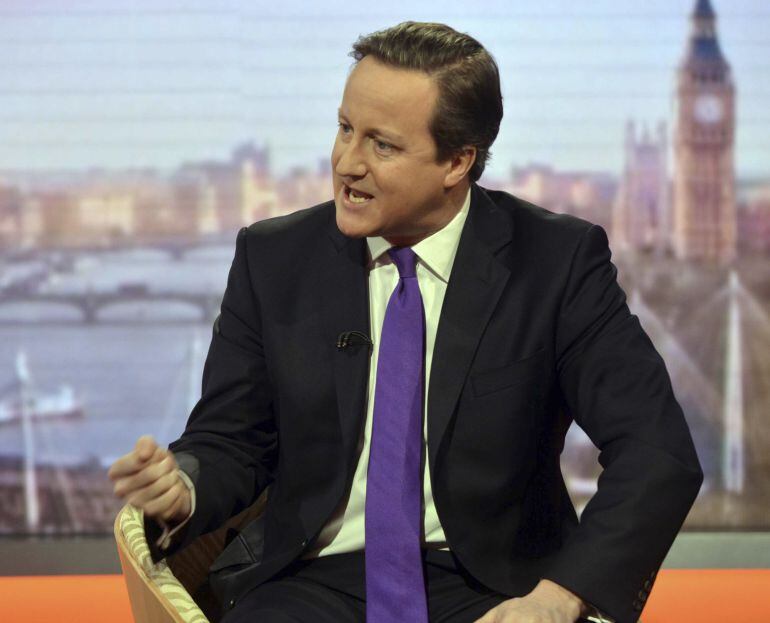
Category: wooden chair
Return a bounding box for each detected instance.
[116,492,626,623]
[114,491,267,623]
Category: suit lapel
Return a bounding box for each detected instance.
[320,208,372,474]
[317,185,514,479]
[427,183,513,476]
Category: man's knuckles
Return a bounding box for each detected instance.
[128,480,178,515]
[107,454,140,480]
[481,600,562,623]
[131,455,175,488]
[139,470,179,501]
[109,444,168,482]
[117,466,178,501]
[144,482,183,519]
[142,456,173,480]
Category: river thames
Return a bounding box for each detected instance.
[0,245,233,465]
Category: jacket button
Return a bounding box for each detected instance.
[633,600,643,611]
[643,579,652,590]
[301,539,308,547]
[638,590,647,602]
[228,599,236,609]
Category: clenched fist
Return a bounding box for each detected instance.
[108,435,191,524]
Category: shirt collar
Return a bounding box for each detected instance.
[366,186,471,283]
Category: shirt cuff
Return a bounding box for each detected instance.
[154,469,196,551]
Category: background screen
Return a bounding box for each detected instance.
[0,0,768,536]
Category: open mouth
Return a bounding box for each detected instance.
[344,184,374,204]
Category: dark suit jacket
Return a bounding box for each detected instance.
[148,182,703,623]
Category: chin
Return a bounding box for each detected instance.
[335,205,373,239]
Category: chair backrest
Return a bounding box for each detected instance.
[114,505,203,623]
[114,490,269,623]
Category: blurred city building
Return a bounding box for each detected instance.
[612,121,669,255]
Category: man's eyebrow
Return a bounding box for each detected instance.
[337,109,404,142]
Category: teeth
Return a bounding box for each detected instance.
[348,188,371,203]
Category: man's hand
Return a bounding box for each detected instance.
[108,435,191,524]
[474,579,588,623]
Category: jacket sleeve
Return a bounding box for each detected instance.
[146,225,278,561]
[540,224,703,623]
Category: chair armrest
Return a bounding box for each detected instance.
[114,504,209,623]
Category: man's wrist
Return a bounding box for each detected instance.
[155,469,196,551]
[533,578,588,619]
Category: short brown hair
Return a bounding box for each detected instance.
[350,21,503,183]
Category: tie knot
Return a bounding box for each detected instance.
[387,246,418,279]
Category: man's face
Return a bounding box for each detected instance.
[331,56,457,245]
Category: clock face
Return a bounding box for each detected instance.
[694,95,724,124]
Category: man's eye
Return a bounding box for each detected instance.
[338,122,351,133]
[374,139,392,152]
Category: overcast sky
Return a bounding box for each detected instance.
[0,0,768,178]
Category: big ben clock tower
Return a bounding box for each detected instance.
[672,0,736,264]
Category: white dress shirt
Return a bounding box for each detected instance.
[302,186,472,558]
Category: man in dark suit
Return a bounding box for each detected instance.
[109,21,703,623]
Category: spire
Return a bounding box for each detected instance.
[693,0,716,19]
[690,0,718,38]
[681,0,729,73]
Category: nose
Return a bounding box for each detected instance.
[334,137,367,180]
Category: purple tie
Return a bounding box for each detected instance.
[365,246,428,623]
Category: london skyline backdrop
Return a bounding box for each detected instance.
[1,0,769,536]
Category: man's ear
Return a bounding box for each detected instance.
[443,146,477,189]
